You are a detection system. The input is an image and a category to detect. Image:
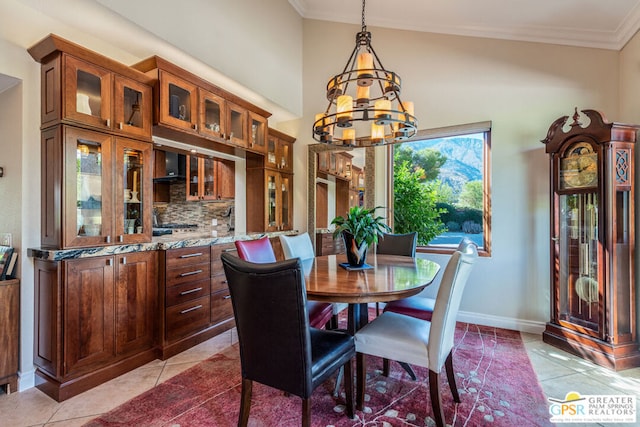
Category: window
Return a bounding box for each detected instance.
[387,122,491,256]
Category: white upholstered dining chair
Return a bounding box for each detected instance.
[353,242,478,427]
[279,233,348,327]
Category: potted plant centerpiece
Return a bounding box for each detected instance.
[331,206,391,267]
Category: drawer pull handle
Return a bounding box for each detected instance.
[223,248,237,253]
[180,304,203,314]
[180,269,203,277]
[221,280,228,284]
[180,287,203,295]
[223,295,231,299]
[179,252,203,258]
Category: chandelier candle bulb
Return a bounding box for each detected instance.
[336,95,354,126]
[371,122,385,144]
[401,101,415,123]
[374,99,392,124]
[385,72,401,93]
[356,85,370,107]
[357,52,374,85]
[342,128,356,145]
[314,113,329,135]
[327,76,343,99]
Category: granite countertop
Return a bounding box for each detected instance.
[28,230,298,261]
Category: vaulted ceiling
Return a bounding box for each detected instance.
[290,0,640,50]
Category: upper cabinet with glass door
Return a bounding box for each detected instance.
[266,128,294,172]
[28,35,153,141]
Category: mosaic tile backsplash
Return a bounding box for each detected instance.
[154,183,234,237]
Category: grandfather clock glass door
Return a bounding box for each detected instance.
[557,192,602,338]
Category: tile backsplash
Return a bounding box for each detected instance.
[154,183,234,237]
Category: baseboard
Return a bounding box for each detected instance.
[371,303,546,335]
[456,310,546,334]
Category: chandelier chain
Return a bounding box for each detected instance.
[361,0,367,32]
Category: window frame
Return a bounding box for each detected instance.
[386,121,492,257]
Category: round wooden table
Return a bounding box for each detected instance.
[303,254,441,334]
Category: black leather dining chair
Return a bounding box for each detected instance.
[221,253,355,427]
[376,231,418,257]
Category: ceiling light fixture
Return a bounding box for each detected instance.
[312,0,417,147]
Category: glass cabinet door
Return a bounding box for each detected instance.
[202,157,216,200]
[159,70,198,132]
[249,112,267,154]
[279,174,292,231]
[278,140,292,171]
[557,192,602,338]
[113,75,152,139]
[227,101,247,148]
[266,135,278,169]
[64,55,112,131]
[199,89,226,140]
[65,127,113,247]
[266,172,278,231]
[187,155,200,201]
[115,138,151,243]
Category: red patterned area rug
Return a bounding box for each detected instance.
[85,322,551,427]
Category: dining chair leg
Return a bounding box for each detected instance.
[428,369,445,427]
[344,358,355,419]
[382,358,417,381]
[239,378,252,427]
[444,351,460,402]
[356,352,366,410]
[333,366,344,397]
[302,397,311,427]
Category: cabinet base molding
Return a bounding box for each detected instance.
[35,348,158,402]
[160,319,235,360]
[543,323,640,371]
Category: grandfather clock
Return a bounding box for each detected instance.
[541,109,639,371]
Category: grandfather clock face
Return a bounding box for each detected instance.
[559,142,598,190]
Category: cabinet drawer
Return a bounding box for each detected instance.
[165,247,211,269]
[211,243,236,273]
[211,289,233,325]
[166,278,210,307]
[166,262,211,287]
[165,296,210,341]
[211,273,229,293]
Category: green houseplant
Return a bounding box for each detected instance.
[331,206,391,267]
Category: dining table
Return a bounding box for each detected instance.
[302,253,441,335]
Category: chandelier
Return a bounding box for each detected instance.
[312,0,417,147]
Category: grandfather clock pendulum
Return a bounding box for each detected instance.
[541,109,639,371]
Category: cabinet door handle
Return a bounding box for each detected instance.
[121,257,127,265]
[180,269,203,277]
[193,124,198,131]
[106,119,110,127]
[180,304,203,314]
[106,258,112,266]
[118,235,124,243]
[106,235,111,243]
[118,122,123,129]
[223,295,231,300]
[180,287,203,295]
[179,252,203,258]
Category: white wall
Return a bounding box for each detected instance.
[299,19,621,330]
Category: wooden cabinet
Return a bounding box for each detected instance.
[246,129,295,233]
[266,128,294,171]
[0,279,19,394]
[33,252,157,401]
[29,35,153,141]
[41,125,152,249]
[132,56,270,154]
[265,171,293,232]
[159,245,235,359]
[186,155,235,201]
[316,233,345,256]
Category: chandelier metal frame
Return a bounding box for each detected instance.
[312,0,417,147]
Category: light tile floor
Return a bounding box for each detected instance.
[1,330,639,427]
